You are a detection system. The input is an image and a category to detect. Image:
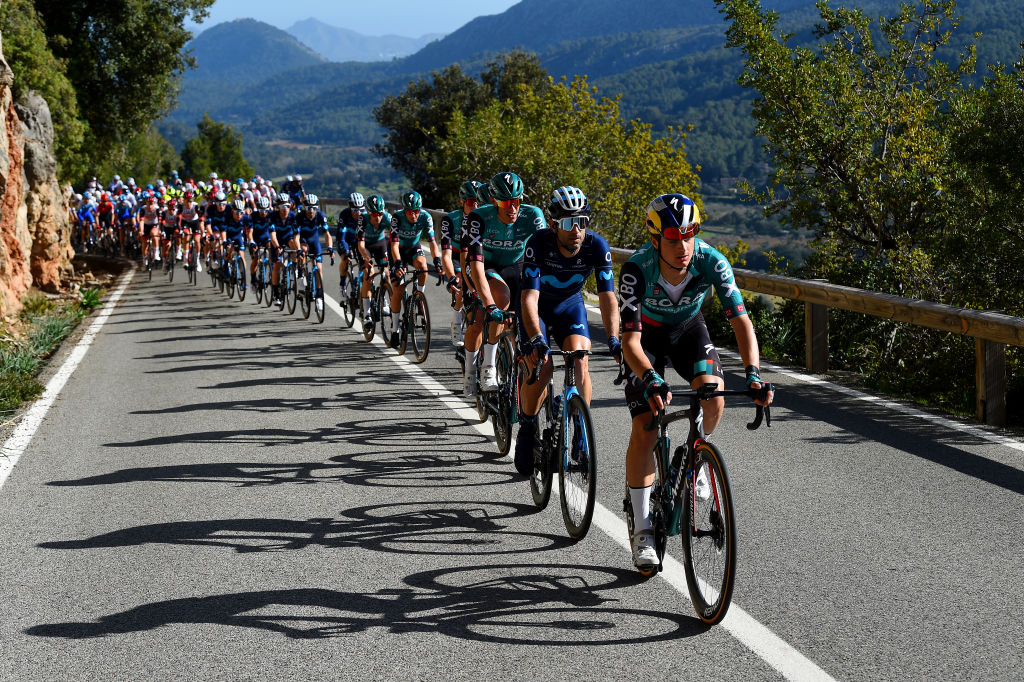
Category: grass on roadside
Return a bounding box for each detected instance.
[0,288,104,415]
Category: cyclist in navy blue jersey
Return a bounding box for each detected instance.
[246,196,274,286]
[269,194,298,306]
[295,194,333,314]
[514,186,620,476]
[221,198,251,272]
[335,192,366,296]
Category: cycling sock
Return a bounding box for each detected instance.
[629,485,653,531]
[483,342,497,368]
[453,309,463,326]
[465,349,479,377]
[361,298,370,314]
[391,312,401,328]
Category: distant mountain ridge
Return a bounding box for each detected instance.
[185,18,327,83]
[286,18,443,63]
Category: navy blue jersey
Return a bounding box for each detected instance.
[295,209,329,240]
[249,211,274,240]
[205,204,229,231]
[522,230,615,298]
[222,212,250,238]
[270,210,297,237]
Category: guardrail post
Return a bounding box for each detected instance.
[805,302,828,373]
[975,338,1006,426]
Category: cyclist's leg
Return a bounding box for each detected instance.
[551,293,594,402]
[670,314,726,435]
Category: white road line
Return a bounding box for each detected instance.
[0,270,134,492]
[325,293,836,682]
[584,302,1024,453]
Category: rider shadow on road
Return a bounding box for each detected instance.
[25,563,702,644]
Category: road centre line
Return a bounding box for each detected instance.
[0,270,135,492]
[582,303,1024,453]
[325,294,837,682]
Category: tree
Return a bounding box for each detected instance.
[181,113,254,181]
[120,126,183,187]
[31,0,214,178]
[374,51,551,198]
[430,76,701,248]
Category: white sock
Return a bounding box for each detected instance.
[453,309,463,325]
[483,342,497,368]
[391,312,401,328]
[361,297,370,314]
[629,485,653,532]
[465,349,478,378]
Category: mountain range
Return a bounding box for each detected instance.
[286,19,443,63]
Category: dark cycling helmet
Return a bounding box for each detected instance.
[548,186,589,219]
[275,194,291,207]
[231,198,245,212]
[305,194,320,208]
[645,193,700,239]
[366,195,386,213]
[475,182,491,204]
[459,181,482,202]
[256,196,271,211]
[401,190,422,211]
[348,192,365,209]
[489,171,524,201]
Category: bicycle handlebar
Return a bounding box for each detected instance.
[643,382,774,433]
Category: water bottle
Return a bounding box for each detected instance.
[695,469,711,500]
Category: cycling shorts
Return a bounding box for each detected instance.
[223,233,245,250]
[623,312,725,418]
[182,219,200,234]
[300,234,323,259]
[523,292,590,348]
[159,223,178,238]
[363,239,388,266]
[466,260,523,316]
[98,213,113,229]
[250,228,271,245]
[399,244,424,267]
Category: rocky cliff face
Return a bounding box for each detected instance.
[0,35,73,317]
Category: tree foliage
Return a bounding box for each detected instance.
[181,113,254,181]
[430,76,701,248]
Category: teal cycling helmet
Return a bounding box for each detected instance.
[475,182,491,204]
[489,171,524,201]
[401,191,423,211]
[459,181,483,202]
[366,195,386,213]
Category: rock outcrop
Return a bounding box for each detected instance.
[0,34,73,317]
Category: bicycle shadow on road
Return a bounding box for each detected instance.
[25,563,703,644]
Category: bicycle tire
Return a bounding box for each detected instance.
[409,290,430,363]
[681,440,737,625]
[167,247,175,283]
[363,281,378,342]
[236,255,248,301]
[253,258,263,304]
[380,280,395,347]
[313,268,325,323]
[396,292,409,356]
[218,260,226,293]
[263,262,274,308]
[285,262,298,315]
[492,333,516,457]
[559,394,597,540]
[529,372,555,510]
[341,275,356,327]
[299,261,311,319]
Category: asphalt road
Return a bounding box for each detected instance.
[1,263,1022,681]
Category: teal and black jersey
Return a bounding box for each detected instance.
[462,204,546,268]
[618,239,746,331]
[357,211,392,245]
[389,210,434,249]
[439,209,466,252]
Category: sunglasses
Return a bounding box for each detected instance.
[217,202,228,207]
[649,221,699,241]
[495,198,521,209]
[369,211,383,217]
[557,216,590,231]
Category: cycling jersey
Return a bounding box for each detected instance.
[139,205,160,227]
[295,209,329,241]
[522,230,614,299]
[358,212,392,245]
[222,212,250,246]
[78,204,97,224]
[205,204,229,233]
[618,239,746,331]
[249,212,273,244]
[270,210,297,240]
[389,210,434,250]
[439,209,466,252]
[334,208,364,253]
[179,202,201,224]
[463,204,546,267]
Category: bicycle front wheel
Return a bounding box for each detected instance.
[681,441,737,625]
[491,332,517,457]
[341,276,356,327]
[313,268,325,323]
[236,256,247,302]
[529,374,554,510]
[409,290,430,363]
[380,280,395,347]
[559,394,596,540]
[299,262,311,319]
[285,263,298,314]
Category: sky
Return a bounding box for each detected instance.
[187,0,521,38]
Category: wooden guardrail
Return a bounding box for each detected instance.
[325,198,1020,426]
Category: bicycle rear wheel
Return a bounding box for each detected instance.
[559,394,597,540]
[235,255,247,302]
[408,290,430,363]
[254,259,263,303]
[341,275,356,327]
[491,332,517,457]
[285,263,298,314]
[313,268,325,323]
[363,283,378,342]
[529,374,555,510]
[225,259,235,298]
[380,280,395,347]
[681,441,737,625]
[299,262,311,319]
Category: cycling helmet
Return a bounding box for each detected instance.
[401,190,422,211]
[475,182,491,204]
[348,192,365,209]
[100,193,109,202]
[231,198,245,212]
[645,193,700,239]
[215,191,226,202]
[113,174,120,181]
[156,179,164,188]
[127,177,135,185]
[198,181,207,190]
[366,195,386,213]
[548,186,589,219]
[209,172,218,180]
[295,175,303,182]
[489,171,524,201]
[256,196,271,211]
[275,194,291,207]
[305,194,320,208]
[459,181,482,201]
[167,199,177,208]
[83,190,92,198]
[184,189,194,199]
[286,175,294,182]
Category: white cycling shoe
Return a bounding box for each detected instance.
[480,366,499,392]
[450,319,464,347]
[463,374,478,397]
[632,531,659,570]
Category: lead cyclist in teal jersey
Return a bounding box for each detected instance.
[618,193,773,570]
[388,190,442,348]
[461,171,547,394]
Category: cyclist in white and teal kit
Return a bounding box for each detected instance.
[461,171,546,394]
[618,193,773,570]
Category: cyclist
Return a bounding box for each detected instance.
[439,180,482,347]
[387,190,441,347]
[179,190,202,272]
[515,186,621,476]
[618,193,773,570]
[159,199,181,266]
[77,194,97,251]
[334,192,366,297]
[96,193,115,249]
[138,194,162,264]
[357,194,392,327]
[461,171,546,394]
[269,193,298,306]
[220,198,251,277]
[114,196,135,254]
[204,192,230,272]
[295,194,334,315]
[246,196,274,286]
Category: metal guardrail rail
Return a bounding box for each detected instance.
[326,198,1020,425]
